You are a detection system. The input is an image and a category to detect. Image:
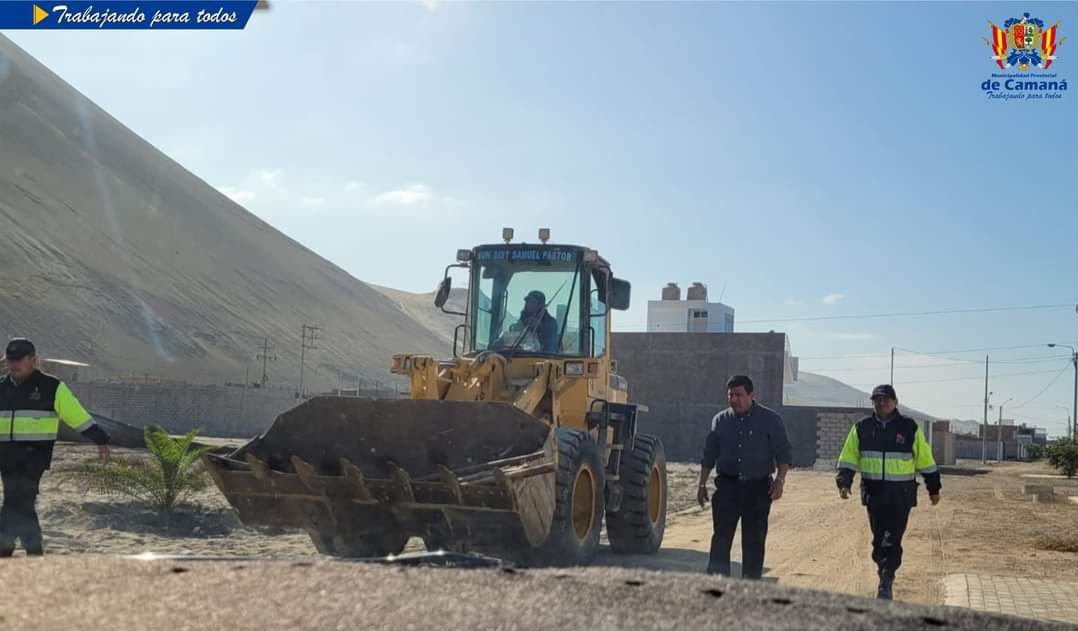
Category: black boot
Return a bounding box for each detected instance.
[876,569,894,600]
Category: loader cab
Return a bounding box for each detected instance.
[445,235,629,360]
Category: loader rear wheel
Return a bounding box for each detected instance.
[307,531,408,558]
[606,433,667,554]
[532,428,605,566]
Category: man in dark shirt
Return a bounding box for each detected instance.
[697,374,793,579]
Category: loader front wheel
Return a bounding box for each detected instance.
[606,433,667,554]
[532,428,605,566]
[307,531,408,558]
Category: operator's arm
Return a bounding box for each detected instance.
[539,315,559,353]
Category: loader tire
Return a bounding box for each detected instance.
[606,433,666,554]
[532,428,605,566]
[307,531,408,558]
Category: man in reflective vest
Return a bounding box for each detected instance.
[836,384,940,600]
[0,338,110,556]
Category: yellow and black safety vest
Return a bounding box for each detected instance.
[836,413,941,507]
[0,370,104,466]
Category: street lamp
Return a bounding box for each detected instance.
[996,397,1013,462]
[1047,343,1077,441]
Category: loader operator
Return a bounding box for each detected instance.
[0,338,111,557]
[836,384,940,600]
[502,290,559,353]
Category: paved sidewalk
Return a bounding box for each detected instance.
[945,574,1078,626]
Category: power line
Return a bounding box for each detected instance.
[750,340,1078,361]
[1009,363,1072,411]
[804,355,1073,373]
[918,403,1072,411]
[737,303,1073,324]
[792,366,1066,388]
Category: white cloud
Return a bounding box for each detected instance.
[255,168,284,191]
[822,293,846,305]
[217,186,255,204]
[301,196,327,207]
[372,184,433,206]
[832,333,874,341]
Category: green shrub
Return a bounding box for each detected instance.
[1046,439,1078,479]
[58,424,212,514]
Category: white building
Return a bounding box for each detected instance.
[646,282,735,333]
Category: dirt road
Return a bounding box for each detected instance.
[18,446,1078,607]
[605,461,1078,605]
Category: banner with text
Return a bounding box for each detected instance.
[0,1,261,30]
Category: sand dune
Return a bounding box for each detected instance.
[0,35,448,390]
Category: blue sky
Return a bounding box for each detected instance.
[7,1,1078,432]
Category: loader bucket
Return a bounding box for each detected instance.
[202,397,558,558]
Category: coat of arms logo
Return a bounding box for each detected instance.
[984,12,1065,71]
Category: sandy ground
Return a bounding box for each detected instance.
[11,445,1078,608]
[617,458,1078,605]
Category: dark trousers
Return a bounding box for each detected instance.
[867,503,911,576]
[707,476,772,579]
[0,463,47,556]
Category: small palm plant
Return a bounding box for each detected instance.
[59,424,212,515]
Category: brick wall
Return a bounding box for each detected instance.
[814,408,866,468]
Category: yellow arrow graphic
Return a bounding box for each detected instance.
[32,4,48,25]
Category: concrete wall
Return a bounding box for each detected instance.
[72,382,398,438]
[613,332,785,406]
[955,437,1016,461]
[932,431,956,465]
[612,332,788,463]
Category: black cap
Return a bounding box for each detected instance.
[870,384,897,400]
[5,338,36,361]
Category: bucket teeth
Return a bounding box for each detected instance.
[386,461,416,504]
[339,457,373,502]
[436,464,463,505]
[244,453,270,480]
[290,455,317,485]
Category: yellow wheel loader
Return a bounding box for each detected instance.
[203,229,667,565]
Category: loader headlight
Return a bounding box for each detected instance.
[565,361,585,376]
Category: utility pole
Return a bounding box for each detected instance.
[890,347,895,385]
[1047,344,1078,442]
[982,355,989,465]
[299,324,320,398]
[256,336,277,386]
[997,397,1012,463]
[1073,350,1077,442]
